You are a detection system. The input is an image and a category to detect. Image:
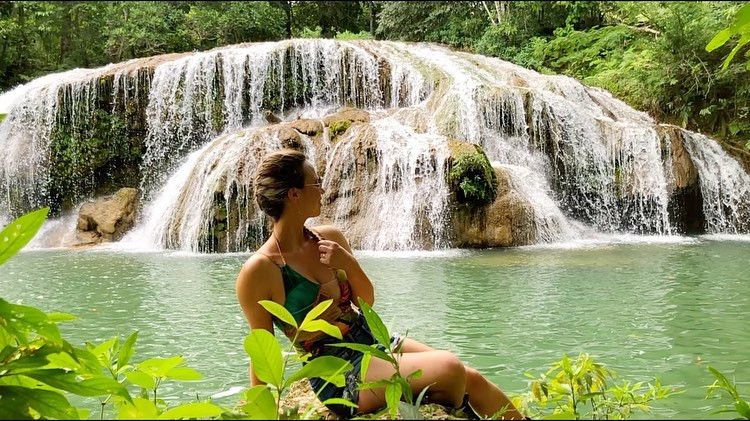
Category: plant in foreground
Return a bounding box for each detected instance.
[705,365,750,420]
[513,353,679,420]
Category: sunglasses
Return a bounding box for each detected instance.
[303,177,323,188]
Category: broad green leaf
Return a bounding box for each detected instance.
[0,345,59,373]
[357,298,391,348]
[47,312,77,323]
[286,356,352,387]
[359,379,393,391]
[125,370,156,390]
[138,356,184,378]
[157,402,224,419]
[327,342,394,363]
[0,385,79,419]
[22,369,129,398]
[259,300,297,328]
[166,366,203,381]
[385,382,402,418]
[301,299,333,326]
[91,337,118,359]
[299,319,342,339]
[0,299,61,344]
[243,329,283,389]
[722,34,750,69]
[407,369,423,381]
[118,397,159,420]
[322,398,358,408]
[241,385,277,420]
[117,331,138,371]
[732,3,750,29]
[0,207,49,266]
[706,28,731,52]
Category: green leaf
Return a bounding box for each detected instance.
[286,356,352,388]
[300,299,333,327]
[722,34,750,69]
[357,298,391,349]
[0,385,79,419]
[258,300,297,329]
[166,366,203,381]
[138,356,184,378]
[360,352,372,381]
[243,329,283,389]
[0,207,49,266]
[117,331,138,371]
[398,402,423,420]
[543,411,578,420]
[21,370,129,398]
[706,28,732,52]
[118,397,159,420]
[385,382,402,418]
[327,342,395,363]
[125,370,156,390]
[322,397,358,408]
[157,402,224,419]
[735,399,750,418]
[299,319,342,339]
[241,385,278,419]
[47,312,77,323]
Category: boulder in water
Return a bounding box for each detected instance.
[447,139,498,208]
[323,107,370,140]
[290,118,323,136]
[75,188,139,244]
[451,166,537,247]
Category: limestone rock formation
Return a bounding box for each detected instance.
[75,188,139,245]
[451,165,537,247]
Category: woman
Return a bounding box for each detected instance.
[235,149,525,419]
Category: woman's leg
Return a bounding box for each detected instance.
[396,337,525,419]
[357,350,467,413]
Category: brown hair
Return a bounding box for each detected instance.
[253,149,307,220]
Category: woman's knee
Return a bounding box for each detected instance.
[434,351,466,384]
[464,366,485,389]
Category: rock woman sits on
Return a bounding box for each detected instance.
[235,148,525,419]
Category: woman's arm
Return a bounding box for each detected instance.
[235,255,281,386]
[316,225,375,306]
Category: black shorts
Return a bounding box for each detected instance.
[306,314,402,418]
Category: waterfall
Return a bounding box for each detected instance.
[2,39,749,251]
[682,132,750,233]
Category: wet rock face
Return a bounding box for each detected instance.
[451,166,537,247]
[75,188,139,245]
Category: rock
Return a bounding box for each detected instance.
[278,126,303,150]
[661,126,698,190]
[322,107,370,127]
[74,187,139,245]
[451,165,537,247]
[290,119,324,136]
[264,110,282,124]
[446,139,498,208]
[281,380,456,420]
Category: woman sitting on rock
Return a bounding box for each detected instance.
[235,148,525,419]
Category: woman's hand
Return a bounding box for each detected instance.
[318,239,355,270]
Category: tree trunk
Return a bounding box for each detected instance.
[59,3,72,65]
[283,1,292,38]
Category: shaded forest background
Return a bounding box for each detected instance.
[1,1,748,149]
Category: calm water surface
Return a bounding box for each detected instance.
[1,238,748,419]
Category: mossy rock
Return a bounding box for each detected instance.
[447,140,498,208]
[329,120,352,138]
[0,113,6,123]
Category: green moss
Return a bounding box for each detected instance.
[447,140,498,207]
[0,113,6,123]
[329,120,352,138]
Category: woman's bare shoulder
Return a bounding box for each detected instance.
[236,250,282,292]
[312,225,353,251]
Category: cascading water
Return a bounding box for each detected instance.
[2,39,749,251]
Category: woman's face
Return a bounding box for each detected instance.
[295,162,323,218]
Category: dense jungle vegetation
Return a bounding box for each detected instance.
[0,1,748,149]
